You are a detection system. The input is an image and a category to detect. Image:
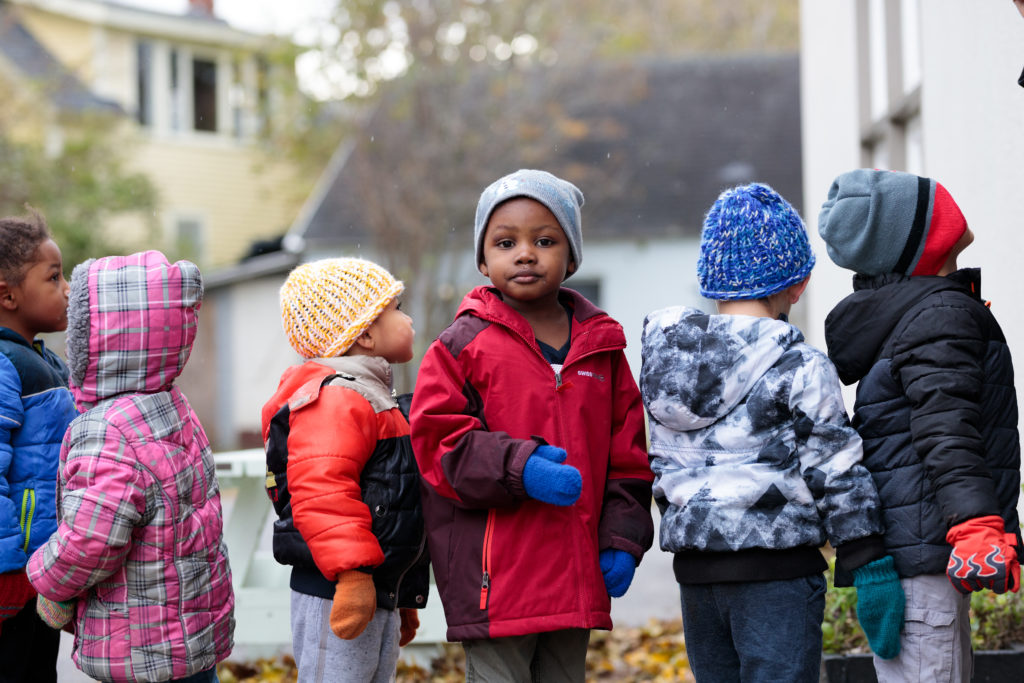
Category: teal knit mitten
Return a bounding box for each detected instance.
[36,595,74,630]
[852,555,904,659]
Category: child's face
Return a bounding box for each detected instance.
[10,239,69,338]
[364,298,415,364]
[478,197,576,307]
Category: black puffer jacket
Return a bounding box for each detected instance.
[825,268,1020,578]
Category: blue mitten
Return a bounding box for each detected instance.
[522,445,581,506]
[852,555,905,660]
[599,549,637,598]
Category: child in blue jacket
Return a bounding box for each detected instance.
[0,210,77,683]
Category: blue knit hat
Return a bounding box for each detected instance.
[474,169,584,275]
[697,183,815,300]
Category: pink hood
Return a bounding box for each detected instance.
[65,250,202,409]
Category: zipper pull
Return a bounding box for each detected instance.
[479,571,490,610]
[555,371,562,388]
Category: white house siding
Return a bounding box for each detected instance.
[573,238,704,378]
[800,1,1024,496]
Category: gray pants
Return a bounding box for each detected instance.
[290,589,401,683]
[873,573,972,683]
[462,629,590,683]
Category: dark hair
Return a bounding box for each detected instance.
[0,208,52,286]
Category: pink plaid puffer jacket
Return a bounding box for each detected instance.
[27,251,234,682]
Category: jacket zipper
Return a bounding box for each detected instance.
[20,489,35,552]
[393,527,429,606]
[480,508,495,610]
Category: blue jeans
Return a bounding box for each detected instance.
[171,667,218,683]
[679,574,826,683]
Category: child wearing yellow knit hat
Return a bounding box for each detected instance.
[262,257,430,682]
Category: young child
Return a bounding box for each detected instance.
[410,169,654,682]
[26,251,234,683]
[0,210,77,683]
[818,169,1021,682]
[640,183,902,682]
[263,257,429,682]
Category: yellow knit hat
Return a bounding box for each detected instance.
[280,258,404,358]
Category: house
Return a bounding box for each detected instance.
[192,53,804,451]
[799,0,1024,430]
[1,0,311,267]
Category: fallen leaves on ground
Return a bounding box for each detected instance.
[216,619,693,682]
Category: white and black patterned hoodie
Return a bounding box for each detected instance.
[640,306,885,584]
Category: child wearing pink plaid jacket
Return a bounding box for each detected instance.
[27,251,234,683]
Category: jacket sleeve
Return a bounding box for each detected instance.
[0,355,26,573]
[891,298,1000,527]
[410,339,537,510]
[597,351,654,560]
[26,415,146,601]
[791,352,886,555]
[287,384,385,580]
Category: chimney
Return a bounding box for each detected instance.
[188,0,214,17]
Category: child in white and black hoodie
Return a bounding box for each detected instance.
[641,183,901,683]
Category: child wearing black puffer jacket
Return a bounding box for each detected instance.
[819,169,1021,683]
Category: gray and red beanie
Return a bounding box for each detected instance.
[817,169,967,277]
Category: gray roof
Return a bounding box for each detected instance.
[0,7,123,114]
[297,53,801,248]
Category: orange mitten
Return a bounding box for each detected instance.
[399,607,419,647]
[330,570,376,640]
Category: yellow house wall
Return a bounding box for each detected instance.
[16,10,97,82]
[130,138,307,266]
[12,4,313,269]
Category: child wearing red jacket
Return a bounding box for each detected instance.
[410,169,654,682]
[263,258,429,683]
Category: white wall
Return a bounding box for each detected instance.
[801,0,1024,436]
[578,238,704,377]
[210,274,300,446]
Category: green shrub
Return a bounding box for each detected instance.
[823,555,1024,654]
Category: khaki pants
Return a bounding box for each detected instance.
[873,573,972,683]
[463,628,590,683]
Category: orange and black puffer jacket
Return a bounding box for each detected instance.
[262,355,429,609]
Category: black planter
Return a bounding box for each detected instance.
[822,650,1024,683]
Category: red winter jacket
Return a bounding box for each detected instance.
[410,286,653,641]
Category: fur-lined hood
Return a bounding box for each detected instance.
[66,250,202,409]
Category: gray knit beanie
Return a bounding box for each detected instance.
[474,169,584,274]
[818,169,967,276]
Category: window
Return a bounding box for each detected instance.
[193,58,218,132]
[570,280,601,307]
[856,0,922,171]
[175,217,204,263]
[169,48,181,131]
[136,41,153,126]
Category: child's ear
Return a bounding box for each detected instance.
[788,276,811,304]
[567,260,577,276]
[352,329,375,352]
[478,262,489,278]
[0,281,16,311]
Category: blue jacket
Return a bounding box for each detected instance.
[0,327,77,572]
[824,269,1020,578]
